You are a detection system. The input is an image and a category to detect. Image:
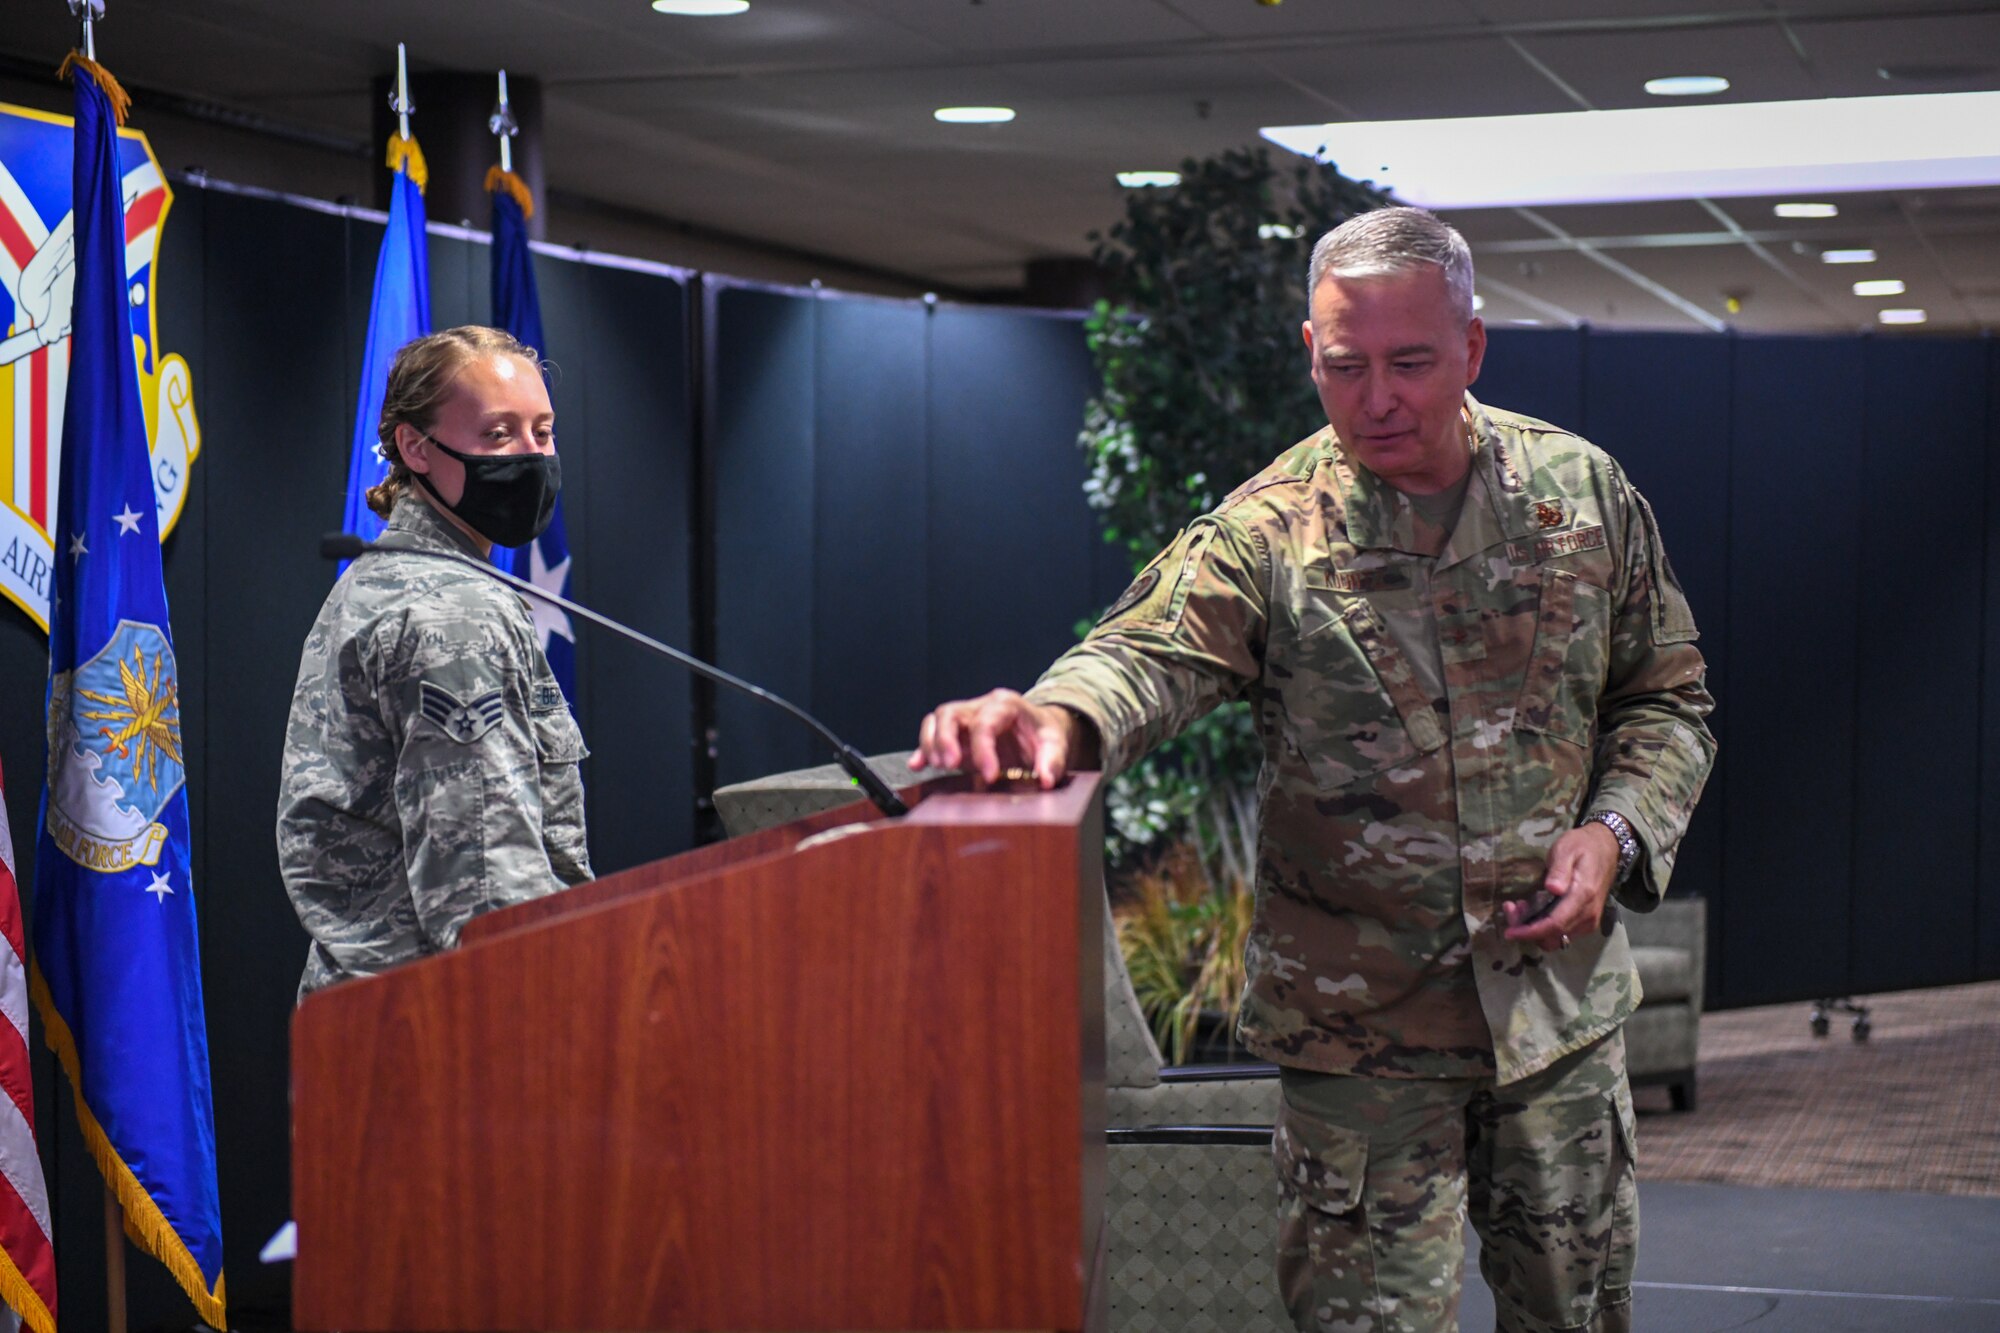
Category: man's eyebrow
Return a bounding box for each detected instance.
[1388,343,1438,358]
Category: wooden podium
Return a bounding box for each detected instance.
[291,773,1107,1332]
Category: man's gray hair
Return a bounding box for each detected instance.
[1308,207,1476,324]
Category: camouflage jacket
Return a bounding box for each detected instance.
[1030,395,1715,1083]
[277,496,592,999]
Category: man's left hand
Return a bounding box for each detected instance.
[1502,823,1620,951]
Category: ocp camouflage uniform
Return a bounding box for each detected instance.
[1027,393,1714,1331]
[277,495,591,1000]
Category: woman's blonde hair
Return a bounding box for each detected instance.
[364,325,541,519]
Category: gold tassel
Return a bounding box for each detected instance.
[0,1248,54,1333]
[56,51,133,126]
[483,165,536,220]
[30,966,229,1330]
[385,132,429,194]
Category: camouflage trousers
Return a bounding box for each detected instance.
[1273,1029,1637,1333]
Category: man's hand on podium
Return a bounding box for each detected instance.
[909,689,1100,790]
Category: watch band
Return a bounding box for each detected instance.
[1586,809,1640,883]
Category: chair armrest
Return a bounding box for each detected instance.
[1108,1126,1274,1146]
[1158,1062,1280,1084]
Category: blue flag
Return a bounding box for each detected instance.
[488,180,576,702]
[341,141,431,554]
[31,59,225,1328]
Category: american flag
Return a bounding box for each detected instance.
[0,758,54,1333]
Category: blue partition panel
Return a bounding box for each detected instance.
[560,263,696,874]
[813,297,930,753]
[926,307,1099,705]
[1721,337,1867,1005]
[1985,339,2000,978]
[1849,338,1987,994]
[1475,327,1585,430]
[710,284,820,786]
[1580,332,1733,931]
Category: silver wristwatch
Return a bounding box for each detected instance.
[1586,809,1640,883]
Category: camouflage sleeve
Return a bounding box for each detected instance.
[1025,513,1267,776]
[369,587,587,949]
[1588,485,1717,909]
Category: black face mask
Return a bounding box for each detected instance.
[411,433,561,548]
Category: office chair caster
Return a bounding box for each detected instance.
[1810,997,1870,1041]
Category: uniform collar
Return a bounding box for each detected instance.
[1331,393,1566,567]
[387,491,489,561]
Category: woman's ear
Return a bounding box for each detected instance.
[395,422,432,475]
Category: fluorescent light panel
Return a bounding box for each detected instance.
[1852,278,1906,296]
[1878,308,1927,324]
[1821,249,1877,263]
[1645,76,1730,96]
[651,0,749,13]
[1260,92,2000,209]
[934,106,1014,124]
[1118,171,1181,188]
[1774,202,1839,218]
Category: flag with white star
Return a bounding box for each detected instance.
[487,177,577,704]
[30,60,225,1329]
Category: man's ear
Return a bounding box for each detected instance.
[1464,316,1487,387]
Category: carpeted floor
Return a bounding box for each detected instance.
[1633,980,2000,1197]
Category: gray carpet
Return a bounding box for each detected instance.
[1461,1181,2000,1330]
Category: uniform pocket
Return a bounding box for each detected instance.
[1273,1095,1368,1215]
[1276,592,1443,791]
[1514,568,1611,748]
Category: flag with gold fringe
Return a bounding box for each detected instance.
[31,52,225,1328]
[339,124,432,555]
[485,165,576,703]
[0,753,54,1333]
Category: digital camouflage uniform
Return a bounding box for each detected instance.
[1027,394,1714,1332]
[277,495,591,999]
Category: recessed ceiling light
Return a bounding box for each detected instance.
[1878,308,1927,324]
[1261,92,2000,209]
[1821,249,1877,264]
[933,106,1015,124]
[1257,223,1304,239]
[651,0,749,13]
[1774,202,1839,219]
[1117,171,1181,188]
[1852,278,1906,296]
[1645,76,1730,96]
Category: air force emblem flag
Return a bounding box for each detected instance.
[420,680,508,744]
[0,100,201,633]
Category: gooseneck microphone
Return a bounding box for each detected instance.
[321,532,910,818]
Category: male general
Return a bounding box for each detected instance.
[910,206,1715,1333]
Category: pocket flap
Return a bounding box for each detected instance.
[1273,1100,1368,1215]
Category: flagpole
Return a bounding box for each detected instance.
[494,69,514,173]
[75,4,126,1326]
[393,40,412,141]
[104,1187,127,1333]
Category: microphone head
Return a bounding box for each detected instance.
[321,532,368,561]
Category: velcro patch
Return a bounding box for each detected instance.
[531,682,566,713]
[419,680,508,744]
[1508,525,1606,564]
[1321,568,1409,593]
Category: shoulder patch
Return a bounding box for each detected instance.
[530,682,567,714]
[419,680,508,744]
[1099,524,1217,631]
